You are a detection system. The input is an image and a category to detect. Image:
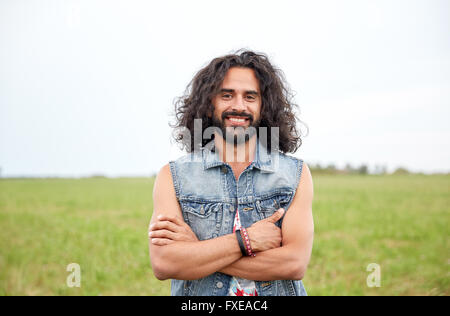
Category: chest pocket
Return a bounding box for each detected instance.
[255,192,293,226]
[180,200,223,241]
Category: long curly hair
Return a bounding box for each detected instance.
[172,50,303,154]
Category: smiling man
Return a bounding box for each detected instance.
[148,50,314,296]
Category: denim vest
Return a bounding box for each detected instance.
[168,140,307,296]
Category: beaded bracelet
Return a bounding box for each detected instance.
[240,227,256,257]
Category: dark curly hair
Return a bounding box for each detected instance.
[172,50,303,154]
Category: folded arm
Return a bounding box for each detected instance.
[148,164,242,280]
[219,163,314,280]
[149,163,314,281]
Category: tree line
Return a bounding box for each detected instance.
[309,163,414,175]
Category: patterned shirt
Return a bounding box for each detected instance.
[228,210,258,296]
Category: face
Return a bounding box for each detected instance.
[211,67,262,144]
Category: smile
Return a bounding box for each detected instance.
[228,117,246,123]
[225,116,250,126]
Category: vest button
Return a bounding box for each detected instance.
[216,281,223,289]
[221,166,228,174]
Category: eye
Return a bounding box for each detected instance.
[246,94,256,101]
[222,93,232,100]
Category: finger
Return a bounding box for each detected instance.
[151,238,174,246]
[150,220,181,233]
[149,229,178,240]
[157,214,185,226]
[266,208,285,223]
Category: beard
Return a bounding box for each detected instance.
[211,110,260,145]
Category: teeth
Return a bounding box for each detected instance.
[228,117,246,122]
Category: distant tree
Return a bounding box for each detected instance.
[374,164,388,175]
[344,163,353,174]
[392,167,410,175]
[326,164,337,172]
[308,162,395,175]
[309,163,323,174]
[89,174,107,178]
[358,164,368,175]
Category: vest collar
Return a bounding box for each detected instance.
[202,138,275,173]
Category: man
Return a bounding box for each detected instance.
[148,50,314,296]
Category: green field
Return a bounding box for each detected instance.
[0,174,448,296]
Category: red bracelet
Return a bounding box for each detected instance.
[240,227,256,257]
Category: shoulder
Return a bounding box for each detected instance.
[273,153,307,186]
[279,153,303,171]
[274,152,302,173]
[158,163,171,175]
[170,150,203,165]
[293,161,313,202]
[281,160,313,234]
[299,162,312,190]
[277,153,312,196]
[153,164,174,198]
[152,163,183,215]
[168,152,204,177]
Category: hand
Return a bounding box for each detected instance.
[246,208,284,252]
[149,215,198,246]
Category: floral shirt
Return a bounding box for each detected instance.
[227,210,259,296]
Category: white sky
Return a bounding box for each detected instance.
[1,0,449,176]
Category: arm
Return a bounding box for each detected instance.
[148,164,242,281]
[219,163,314,281]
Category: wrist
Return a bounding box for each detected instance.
[235,229,247,257]
[240,227,256,257]
[245,226,259,252]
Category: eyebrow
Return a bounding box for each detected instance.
[220,88,259,95]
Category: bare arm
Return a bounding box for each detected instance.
[149,164,242,280]
[219,163,314,280]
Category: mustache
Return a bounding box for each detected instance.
[221,111,254,123]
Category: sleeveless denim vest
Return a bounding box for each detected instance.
[168,140,307,296]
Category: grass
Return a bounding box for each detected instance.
[0,174,448,295]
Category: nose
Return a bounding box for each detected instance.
[231,95,246,112]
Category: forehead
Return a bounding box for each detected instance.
[220,67,260,92]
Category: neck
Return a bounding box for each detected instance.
[214,133,257,166]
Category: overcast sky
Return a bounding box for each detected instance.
[1,0,449,177]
